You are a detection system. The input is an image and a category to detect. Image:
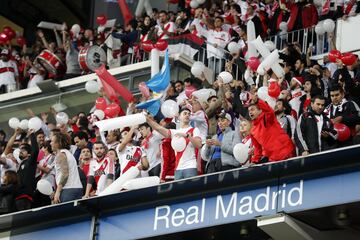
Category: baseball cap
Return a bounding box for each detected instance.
[217,111,232,122]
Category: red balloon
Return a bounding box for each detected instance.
[328,50,342,63]
[0,32,9,42]
[154,40,168,51]
[7,29,15,40]
[2,26,12,35]
[104,103,120,118]
[96,14,107,26]
[268,81,281,98]
[334,123,351,142]
[247,57,261,72]
[138,82,150,99]
[95,97,107,111]
[16,36,26,47]
[185,85,196,98]
[341,52,357,66]
[141,40,154,52]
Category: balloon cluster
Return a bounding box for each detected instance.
[141,40,168,52]
[8,117,42,131]
[328,50,357,66]
[0,26,16,45]
[315,19,335,35]
[95,97,121,119]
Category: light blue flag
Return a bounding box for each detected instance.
[145,50,170,93]
[136,98,161,116]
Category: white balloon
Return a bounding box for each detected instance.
[196,0,206,4]
[233,143,249,164]
[315,21,325,35]
[264,41,276,51]
[279,22,288,31]
[85,80,100,93]
[323,19,335,33]
[265,96,276,109]
[192,89,216,104]
[161,100,179,118]
[37,179,53,195]
[257,86,269,101]
[201,144,210,161]
[218,71,233,84]
[171,136,186,152]
[94,109,105,120]
[19,119,29,130]
[190,0,199,8]
[71,24,81,34]
[28,117,42,132]
[227,42,240,54]
[56,112,69,125]
[8,117,20,129]
[191,61,205,77]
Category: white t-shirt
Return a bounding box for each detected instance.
[117,145,146,175]
[88,156,114,195]
[55,149,82,189]
[170,127,201,170]
[190,111,208,143]
[156,22,176,40]
[38,154,56,188]
[142,130,163,171]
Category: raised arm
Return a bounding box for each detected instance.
[4,128,22,155]
[145,115,170,138]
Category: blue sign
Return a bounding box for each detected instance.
[98,170,360,240]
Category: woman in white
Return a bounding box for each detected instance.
[51,132,83,203]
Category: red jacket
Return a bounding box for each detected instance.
[160,138,175,182]
[251,100,294,163]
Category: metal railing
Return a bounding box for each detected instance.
[266,26,335,56]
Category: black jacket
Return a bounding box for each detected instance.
[295,109,337,154]
[325,100,360,127]
[16,133,39,198]
[0,184,16,214]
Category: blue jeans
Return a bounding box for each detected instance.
[60,188,83,202]
[174,168,198,180]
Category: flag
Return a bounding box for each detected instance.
[136,98,161,116]
[145,50,170,93]
[95,64,134,102]
[117,0,133,25]
[167,33,204,59]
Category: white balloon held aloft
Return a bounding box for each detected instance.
[56,112,69,125]
[19,119,29,130]
[233,143,249,164]
[218,71,233,84]
[323,19,335,33]
[71,24,81,34]
[227,41,240,54]
[264,41,276,51]
[93,109,105,120]
[279,22,288,31]
[28,117,42,132]
[190,0,199,8]
[192,89,216,104]
[315,21,325,35]
[191,61,205,77]
[37,179,53,195]
[171,136,186,152]
[161,100,179,118]
[85,80,100,94]
[8,117,20,129]
[257,86,269,101]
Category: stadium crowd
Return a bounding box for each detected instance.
[0,0,359,214]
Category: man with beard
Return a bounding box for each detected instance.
[0,49,18,93]
[248,97,294,163]
[15,128,39,210]
[295,95,338,156]
[156,11,176,40]
[83,142,114,197]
